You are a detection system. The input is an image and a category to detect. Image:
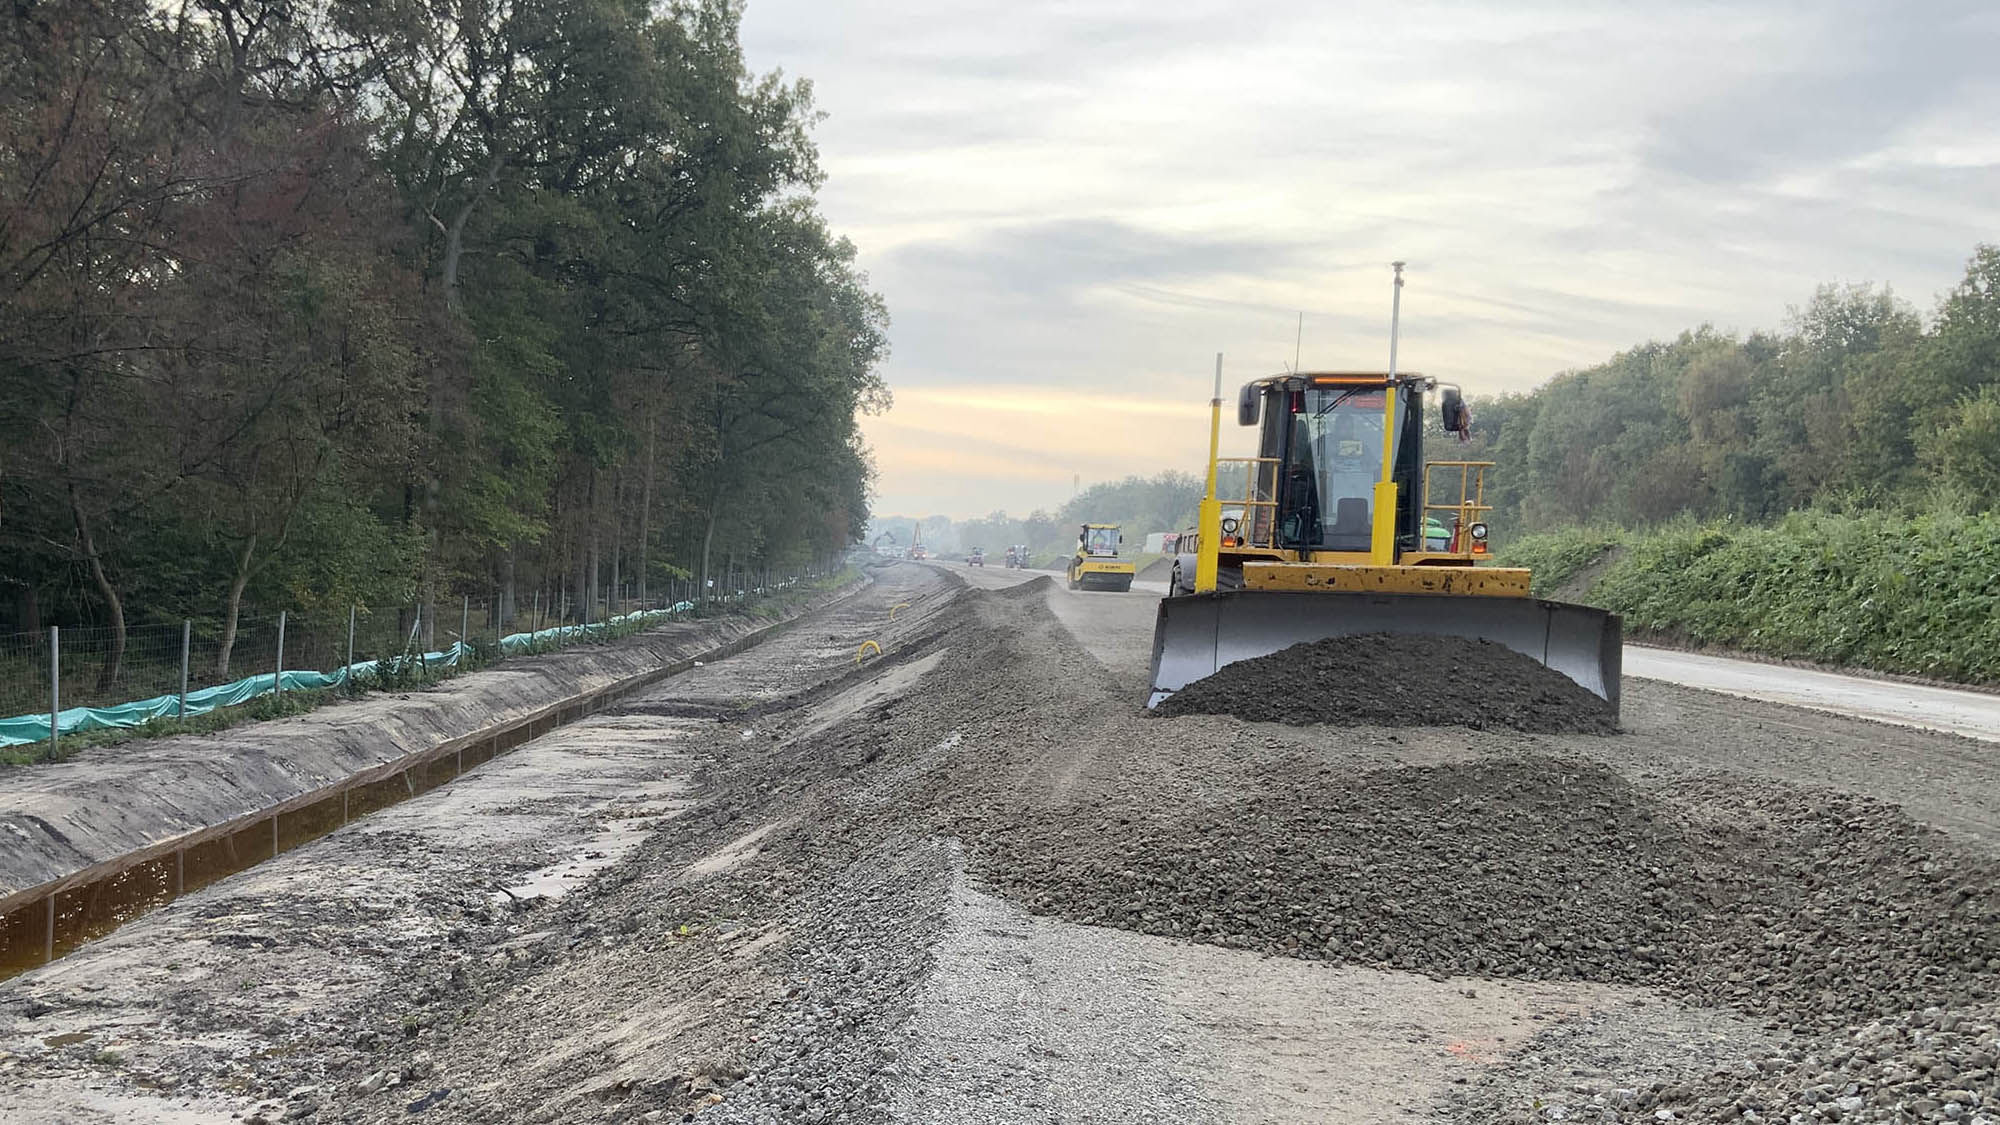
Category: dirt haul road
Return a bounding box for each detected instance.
[3,560,1999,1124]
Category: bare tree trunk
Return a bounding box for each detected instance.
[420,406,440,651]
[638,412,656,605]
[440,149,507,316]
[609,477,622,617]
[68,488,126,692]
[700,505,718,605]
[16,586,40,633]
[501,546,516,627]
[216,534,258,677]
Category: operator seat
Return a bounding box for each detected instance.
[1327,497,1371,548]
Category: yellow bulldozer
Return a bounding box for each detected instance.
[1147,264,1621,713]
[1068,523,1137,592]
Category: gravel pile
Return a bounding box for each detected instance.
[823,585,1998,1123]
[1152,632,1618,733]
[954,749,2000,1027]
[879,595,1996,1032]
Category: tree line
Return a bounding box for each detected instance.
[873,471,1207,561]
[1464,245,2000,534]
[0,0,887,682]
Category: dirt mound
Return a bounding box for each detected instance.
[1153,632,1617,734]
[992,574,1055,600]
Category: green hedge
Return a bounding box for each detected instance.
[1496,511,2000,683]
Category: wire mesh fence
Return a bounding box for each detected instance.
[0,554,846,757]
[0,628,53,735]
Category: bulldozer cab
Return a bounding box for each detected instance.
[1240,376,1429,560]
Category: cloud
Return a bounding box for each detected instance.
[1634,0,1996,185]
[739,0,2000,518]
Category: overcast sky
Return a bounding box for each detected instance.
[738,0,2000,520]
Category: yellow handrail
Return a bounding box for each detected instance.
[1214,457,1281,549]
[1422,460,1496,551]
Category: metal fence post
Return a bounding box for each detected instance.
[460,596,469,663]
[346,606,356,676]
[274,610,287,697]
[48,625,59,757]
[178,621,191,718]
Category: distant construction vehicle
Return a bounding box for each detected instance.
[1067,523,1136,592]
[1147,264,1621,712]
[967,547,985,567]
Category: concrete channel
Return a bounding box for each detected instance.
[0,578,869,981]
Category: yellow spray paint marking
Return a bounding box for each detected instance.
[854,641,882,664]
[889,603,911,620]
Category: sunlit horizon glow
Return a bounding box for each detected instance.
[741,0,2000,520]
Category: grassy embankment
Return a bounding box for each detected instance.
[1497,509,2000,684]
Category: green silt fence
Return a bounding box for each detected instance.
[0,602,696,750]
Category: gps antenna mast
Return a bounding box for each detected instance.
[1388,261,1406,381]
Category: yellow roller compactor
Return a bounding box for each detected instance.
[1147,264,1622,713]
[1068,524,1137,591]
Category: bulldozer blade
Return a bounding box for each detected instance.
[1146,590,1621,714]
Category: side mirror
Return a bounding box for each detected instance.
[1440,387,1471,435]
[1237,383,1261,426]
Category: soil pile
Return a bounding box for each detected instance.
[1152,632,1618,734]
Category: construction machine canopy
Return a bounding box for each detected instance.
[1080,524,1121,557]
